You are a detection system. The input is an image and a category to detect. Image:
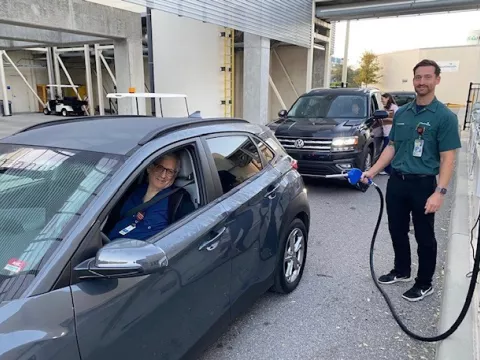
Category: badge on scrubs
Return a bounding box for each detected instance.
[413,125,424,157]
[413,139,424,157]
[119,224,136,235]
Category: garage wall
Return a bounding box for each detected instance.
[377,45,480,105]
[151,10,223,118]
[269,45,308,119]
[234,45,309,123]
[3,50,47,113]
[2,50,144,115]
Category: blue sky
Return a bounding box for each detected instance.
[332,10,480,66]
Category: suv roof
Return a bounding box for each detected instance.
[305,87,379,96]
[0,116,249,155]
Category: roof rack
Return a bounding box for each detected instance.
[14,115,149,134]
[137,117,249,145]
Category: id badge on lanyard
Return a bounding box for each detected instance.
[413,125,424,157]
[119,211,145,235]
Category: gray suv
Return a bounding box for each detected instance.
[0,115,310,360]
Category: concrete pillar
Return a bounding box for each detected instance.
[84,45,94,116]
[313,49,326,88]
[243,33,270,125]
[114,38,146,115]
[0,52,10,116]
[52,47,62,97]
[306,46,314,92]
[323,42,332,87]
[94,44,104,116]
[46,48,55,100]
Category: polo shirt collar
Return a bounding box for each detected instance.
[407,96,439,114]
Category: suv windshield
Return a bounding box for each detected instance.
[288,94,368,119]
[0,144,124,301]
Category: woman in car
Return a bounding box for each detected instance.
[107,152,195,241]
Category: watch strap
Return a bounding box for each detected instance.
[436,187,447,195]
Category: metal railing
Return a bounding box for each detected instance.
[463,82,480,130]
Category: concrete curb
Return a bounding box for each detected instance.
[436,133,475,360]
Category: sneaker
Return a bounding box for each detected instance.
[378,270,412,284]
[402,285,434,302]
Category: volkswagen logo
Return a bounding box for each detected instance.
[294,139,305,148]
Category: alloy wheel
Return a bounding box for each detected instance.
[283,228,305,283]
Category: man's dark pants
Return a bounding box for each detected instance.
[385,170,437,288]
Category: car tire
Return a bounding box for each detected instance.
[271,218,308,294]
[362,146,373,171]
[61,109,68,117]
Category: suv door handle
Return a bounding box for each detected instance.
[264,184,280,199]
[199,227,226,251]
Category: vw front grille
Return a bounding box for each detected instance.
[276,137,332,152]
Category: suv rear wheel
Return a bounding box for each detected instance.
[271,218,308,294]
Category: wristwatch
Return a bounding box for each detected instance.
[436,187,447,195]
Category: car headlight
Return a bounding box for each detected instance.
[331,136,358,152]
[331,136,358,147]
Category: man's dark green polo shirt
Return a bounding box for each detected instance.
[389,97,461,175]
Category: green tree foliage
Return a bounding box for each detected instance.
[330,63,359,87]
[354,51,382,87]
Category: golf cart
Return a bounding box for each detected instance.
[43,85,88,117]
[106,92,201,118]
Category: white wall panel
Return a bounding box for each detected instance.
[151,10,223,118]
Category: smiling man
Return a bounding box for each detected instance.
[108,152,195,241]
[361,59,461,302]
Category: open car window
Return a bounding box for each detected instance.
[0,144,125,301]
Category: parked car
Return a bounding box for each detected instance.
[389,91,416,106]
[43,96,88,116]
[0,116,310,360]
[267,87,389,178]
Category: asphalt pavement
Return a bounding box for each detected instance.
[201,175,454,360]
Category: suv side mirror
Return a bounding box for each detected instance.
[373,110,389,119]
[278,109,288,118]
[74,238,168,280]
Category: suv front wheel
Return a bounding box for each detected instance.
[362,146,373,171]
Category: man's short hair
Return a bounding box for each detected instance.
[155,152,181,173]
[413,59,441,77]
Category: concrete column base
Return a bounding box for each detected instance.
[243,33,270,125]
[114,38,146,115]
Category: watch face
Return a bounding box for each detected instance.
[437,187,447,194]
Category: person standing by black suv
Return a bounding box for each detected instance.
[361,59,461,302]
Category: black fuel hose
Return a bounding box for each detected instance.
[369,183,480,342]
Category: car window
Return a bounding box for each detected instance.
[288,94,367,118]
[374,92,384,110]
[102,145,201,243]
[205,135,263,194]
[0,144,124,301]
[393,94,415,106]
[371,95,379,115]
[253,137,275,164]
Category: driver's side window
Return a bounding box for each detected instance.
[102,144,202,243]
[370,95,379,116]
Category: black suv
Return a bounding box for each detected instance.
[389,91,416,107]
[267,87,388,178]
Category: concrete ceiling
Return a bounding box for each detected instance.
[0,0,141,50]
[316,0,480,21]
